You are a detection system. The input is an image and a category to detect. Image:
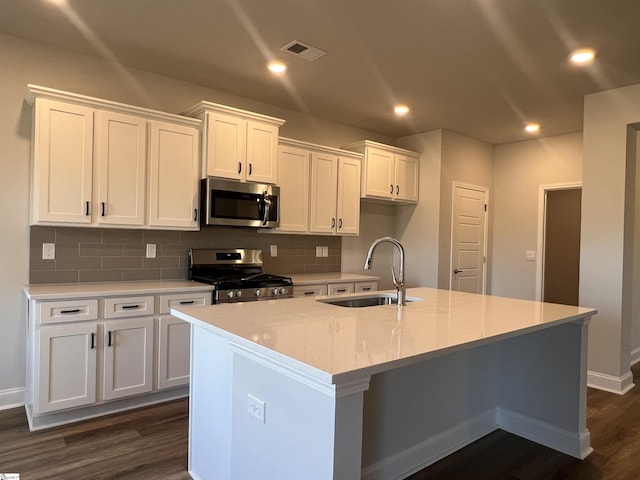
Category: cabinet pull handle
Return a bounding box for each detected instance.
[60,309,80,314]
[331,218,335,228]
[238,162,242,174]
[249,163,252,175]
[303,291,315,295]
[90,333,95,349]
[85,201,90,216]
[107,330,113,347]
[194,209,198,221]
[338,218,343,229]
[396,185,399,195]
[179,300,195,305]
[361,287,371,291]
[390,184,393,194]
[336,288,347,293]
[101,202,106,217]
[122,304,140,309]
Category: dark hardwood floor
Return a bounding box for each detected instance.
[2,365,640,479]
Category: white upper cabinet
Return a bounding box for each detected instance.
[277,140,311,233]
[31,98,94,225]
[279,138,361,236]
[94,110,147,226]
[147,121,200,230]
[343,140,420,204]
[183,102,284,184]
[27,85,202,230]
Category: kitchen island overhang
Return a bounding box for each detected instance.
[173,287,596,480]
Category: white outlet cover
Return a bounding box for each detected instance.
[322,246,329,257]
[146,244,157,258]
[316,246,322,257]
[247,394,265,423]
[270,245,278,257]
[42,243,55,260]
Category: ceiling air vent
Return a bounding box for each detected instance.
[281,40,327,61]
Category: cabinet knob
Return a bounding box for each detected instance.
[331,218,336,228]
[338,218,343,229]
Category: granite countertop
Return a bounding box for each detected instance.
[172,287,597,383]
[24,280,214,300]
[287,272,380,285]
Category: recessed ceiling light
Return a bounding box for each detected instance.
[394,104,410,116]
[267,61,287,74]
[524,123,540,133]
[569,48,595,65]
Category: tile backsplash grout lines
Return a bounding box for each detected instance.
[29,226,342,284]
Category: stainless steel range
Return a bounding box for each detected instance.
[188,249,293,303]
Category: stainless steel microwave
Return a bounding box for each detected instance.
[200,178,279,228]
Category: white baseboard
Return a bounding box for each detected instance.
[0,387,25,410]
[587,369,635,394]
[497,408,592,459]
[361,410,498,480]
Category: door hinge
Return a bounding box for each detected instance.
[484,204,487,212]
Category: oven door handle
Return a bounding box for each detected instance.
[261,191,272,226]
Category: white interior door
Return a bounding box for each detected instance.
[451,183,488,293]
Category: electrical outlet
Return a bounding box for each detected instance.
[322,246,329,257]
[146,244,157,258]
[247,394,265,423]
[316,246,322,257]
[42,243,55,260]
[270,244,278,257]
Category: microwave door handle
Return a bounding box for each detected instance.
[262,192,272,226]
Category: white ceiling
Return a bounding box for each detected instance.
[2,0,640,145]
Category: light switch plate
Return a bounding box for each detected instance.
[525,250,536,261]
[270,245,278,257]
[316,246,322,257]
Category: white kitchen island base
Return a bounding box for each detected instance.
[174,288,595,480]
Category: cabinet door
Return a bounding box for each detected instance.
[157,316,191,389]
[309,152,338,234]
[37,323,97,413]
[394,154,419,203]
[246,120,279,184]
[277,144,310,232]
[336,157,361,235]
[363,146,394,199]
[102,317,154,400]
[205,112,246,180]
[94,110,147,226]
[32,98,94,225]
[147,121,200,230]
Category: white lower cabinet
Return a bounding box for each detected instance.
[26,285,212,430]
[37,323,98,414]
[157,316,191,389]
[102,317,154,400]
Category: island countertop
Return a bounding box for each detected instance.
[172,287,597,384]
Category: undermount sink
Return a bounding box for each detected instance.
[317,294,417,308]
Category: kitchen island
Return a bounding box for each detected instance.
[172,287,596,480]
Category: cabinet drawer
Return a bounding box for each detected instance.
[328,283,354,295]
[37,299,99,325]
[103,296,155,319]
[292,284,328,298]
[159,292,211,314]
[355,281,378,293]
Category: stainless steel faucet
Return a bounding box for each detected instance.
[363,237,406,306]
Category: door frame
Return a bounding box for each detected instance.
[535,182,582,301]
[449,182,489,294]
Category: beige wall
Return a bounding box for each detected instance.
[581,85,640,391]
[492,133,583,300]
[0,32,393,401]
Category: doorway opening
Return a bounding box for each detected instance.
[536,184,582,305]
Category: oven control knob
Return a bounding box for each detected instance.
[236,290,243,298]
[279,288,287,295]
[272,288,279,296]
[255,289,261,297]
[227,291,234,299]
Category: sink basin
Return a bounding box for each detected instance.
[317,294,417,308]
